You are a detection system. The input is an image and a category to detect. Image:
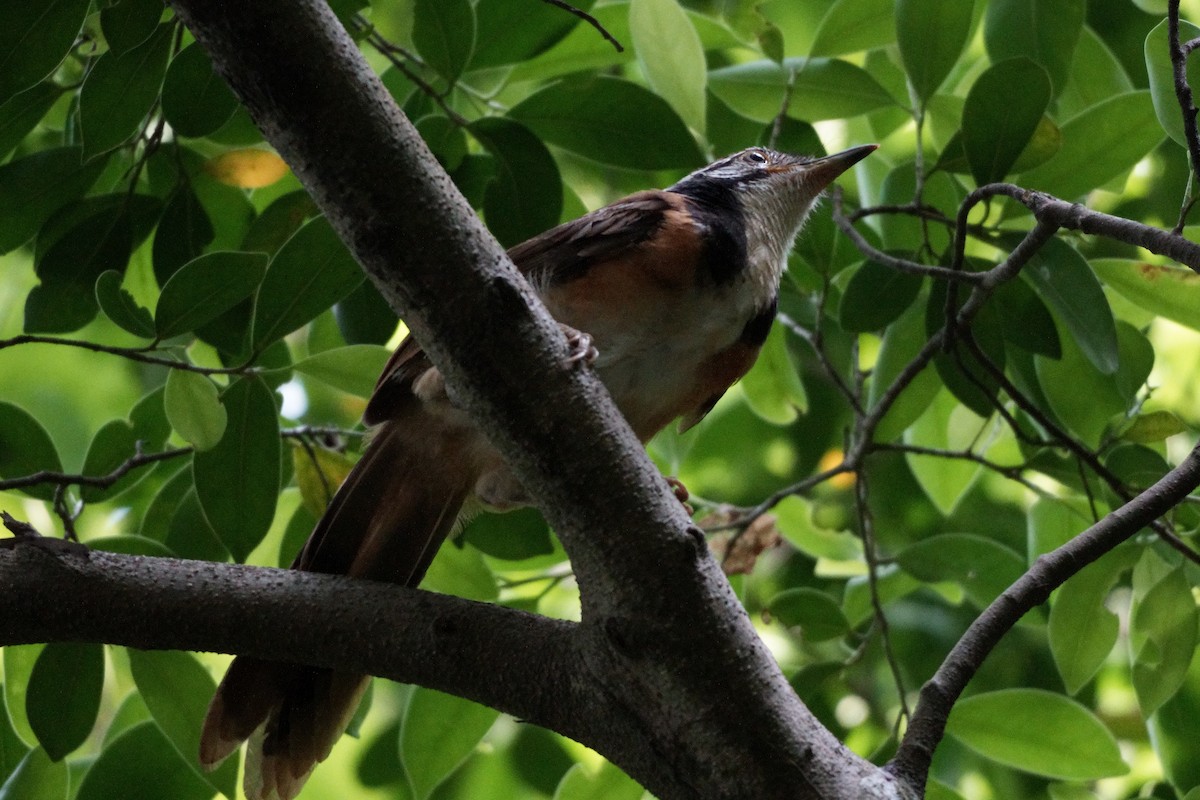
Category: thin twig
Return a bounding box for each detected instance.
[538,0,624,52]
[354,17,470,126]
[0,448,192,492]
[767,66,797,151]
[0,335,256,375]
[854,470,909,724]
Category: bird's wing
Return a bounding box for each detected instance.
[363,191,676,424]
[509,190,674,287]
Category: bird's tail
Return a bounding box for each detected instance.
[198,419,474,800]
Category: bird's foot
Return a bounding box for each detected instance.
[560,324,598,368]
[666,476,693,516]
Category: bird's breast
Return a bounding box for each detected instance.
[543,251,778,441]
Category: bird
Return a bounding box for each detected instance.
[198,143,877,800]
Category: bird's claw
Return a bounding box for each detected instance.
[561,324,598,368]
[666,476,693,516]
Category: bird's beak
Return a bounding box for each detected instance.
[774,144,878,188]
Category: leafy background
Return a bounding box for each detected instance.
[2,0,1200,799]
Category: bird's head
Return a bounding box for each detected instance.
[670,144,877,278]
[672,144,878,237]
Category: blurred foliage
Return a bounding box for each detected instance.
[2,1,1200,799]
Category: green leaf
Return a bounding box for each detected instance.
[401,688,499,800]
[927,779,969,800]
[767,588,850,642]
[843,566,922,627]
[838,259,923,332]
[153,183,216,285]
[252,217,363,349]
[1020,91,1164,200]
[0,83,61,159]
[79,418,144,502]
[553,760,644,800]
[1027,497,1088,558]
[739,323,807,425]
[416,115,467,171]
[128,649,238,798]
[162,43,239,138]
[868,298,941,443]
[413,0,476,86]
[0,691,29,785]
[1021,238,1119,375]
[0,747,68,800]
[1148,658,1200,793]
[630,0,706,134]
[242,190,319,256]
[902,391,985,515]
[1120,410,1187,443]
[79,24,173,160]
[876,163,962,253]
[101,0,164,56]
[0,147,108,254]
[946,689,1127,780]
[95,270,155,338]
[3,647,42,747]
[30,205,139,333]
[897,533,1024,608]
[1091,257,1200,332]
[1058,27,1133,119]
[292,345,391,398]
[1035,318,1126,448]
[87,535,174,557]
[1146,19,1200,147]
[896,0,975,105]
[472,0,596,69]
[1050,547,1137,694]
[0,402,63,502]
[708,58,894,123]
[962,58,1051,185]
[508,76,703,170]
[26,643,104,761]
[421,539,498,602]
[991,276,1060,358]
[334,279,398,345]
[23,282,93,334]
[462,508,556,562]
[776,496,861,562]
[0,0,89,105]
[156,251,268,339]
[164,370,227,451]
[470,117,563,247]
[75,722,213,800]
[983,0,1085,96]
[1131,564,1198,716]
[809,0,896,57]
[508,4,633,82]
[192,376,281,561]
[925,280,1005,417]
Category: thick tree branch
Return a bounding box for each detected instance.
[0,545,600,739]
[889,440,1200,791]
[136,2,897,798]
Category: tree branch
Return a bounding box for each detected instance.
[145,2,897,797]
[0,544,602,739]
[1169,0,1200,187]
[888,440,1200,791]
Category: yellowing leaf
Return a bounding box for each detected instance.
[291,444,355,518]
[203,148,290,188]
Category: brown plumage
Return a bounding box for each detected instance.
[199,145,876,799]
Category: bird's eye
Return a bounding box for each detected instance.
[745,150,768,164]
